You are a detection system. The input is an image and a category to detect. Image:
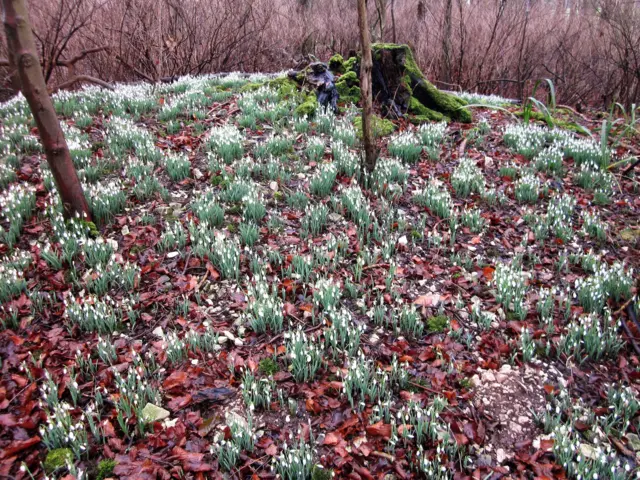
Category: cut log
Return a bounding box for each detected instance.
[329,43,472,123]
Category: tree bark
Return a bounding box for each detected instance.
[2,0,91,220]
[390,0,397,44]
[442,0,453,85]
[373,0,386,43]
[357,0,376,172]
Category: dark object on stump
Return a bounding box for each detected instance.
[290,44,471,123]
[288,62,338,113]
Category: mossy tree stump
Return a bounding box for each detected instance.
[329,43,472,123]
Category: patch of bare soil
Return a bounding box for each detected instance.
[472,361,560,466]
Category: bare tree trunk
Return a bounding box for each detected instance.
[373,0,386,43]
[357,0,376,172]
[2,0,91,220]
[442,0,453,85]
[390,0,397,43]
[516,2,531,101]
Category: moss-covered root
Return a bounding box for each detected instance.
[408,97,446,122]
[371,43,472,123]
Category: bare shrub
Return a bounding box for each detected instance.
[1,0,638,107]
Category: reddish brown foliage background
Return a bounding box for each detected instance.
[2,0,639,107]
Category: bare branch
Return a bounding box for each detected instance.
[56,45,111,67]
[115,54,154,83]
[49,74,114,93]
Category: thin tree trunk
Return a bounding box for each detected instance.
[2,0,91,220]
[357,0,376,172]
[390,0,397,43]
[442,0,453,85]
[374,0,386,43]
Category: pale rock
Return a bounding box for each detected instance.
[163,417,178,428]
[141,403,170,422]
[167,251,180,259]
[152,327,165,339]
[517,416,529,425]
[269,181,278,192]
[397,235,408,246]
[226,411,248,429]
[482,371,496,383]
[193,168,204,179]
[628,433,640,451]
[353,436,367,448]
[579,443,598,460]
[496,448,507,464]
[500,364,512,373]
[485,156,494,168]
[470,375,481,387]
[495,373,508,383]
[369,333,380,345]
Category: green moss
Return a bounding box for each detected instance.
[337,84,361,104]
[238,82,265,94]
[312,465,334,480]
[343,56,358,72]
[354,115,395,138]
[408,97,445,121]
[267,77,301,100]
[427,315,449,333]
[371,43,471,123]
[259,358,279,375]
[403,75,413,95]
[409,114,448,125]
[97,459,117,480]
[338,71,358,86]
[295,93,319,117]
[329,54,345,74]
[335,71,361,104]
[71,218,99,237]
[44,448,73,473]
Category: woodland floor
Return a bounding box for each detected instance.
[0,74,639,480]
